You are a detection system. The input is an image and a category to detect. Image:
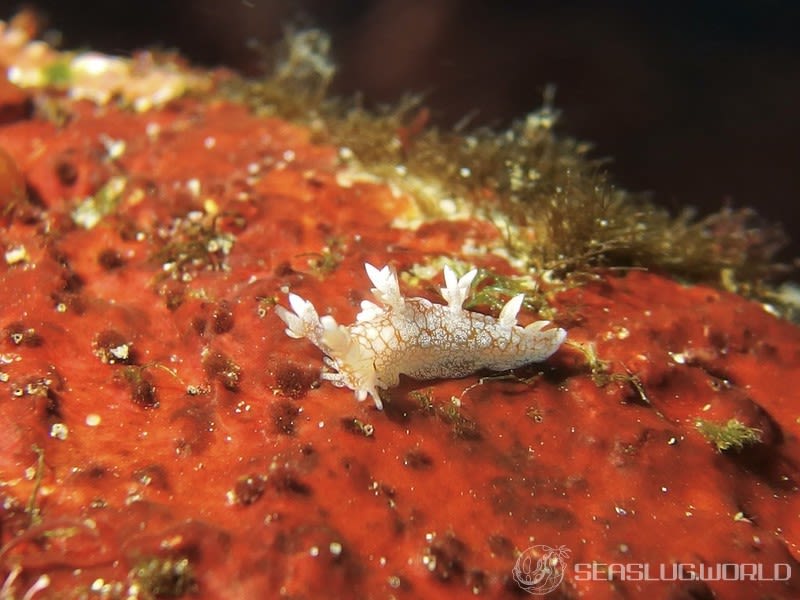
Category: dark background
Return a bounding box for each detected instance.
[3,0,798,259]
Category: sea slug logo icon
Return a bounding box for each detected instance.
[513,544,570,595]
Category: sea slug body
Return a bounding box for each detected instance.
[275,263,567,409]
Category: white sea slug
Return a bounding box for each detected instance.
[275,263,567,410]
